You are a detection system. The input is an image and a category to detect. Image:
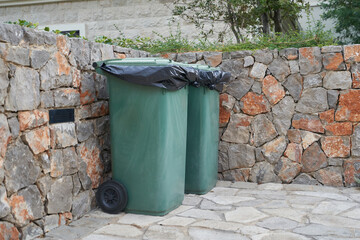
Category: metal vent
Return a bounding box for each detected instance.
[49,109,74,124]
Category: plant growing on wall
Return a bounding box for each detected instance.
[320,0,360,44]
[172,0,308,43]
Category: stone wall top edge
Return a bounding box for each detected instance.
[0,22,359,57]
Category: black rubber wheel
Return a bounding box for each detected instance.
[96,180,128,214]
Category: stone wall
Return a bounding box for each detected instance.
[1,22,360,239]
[171,47,360,188]
[205,46,359,188]
[0,23,150,239]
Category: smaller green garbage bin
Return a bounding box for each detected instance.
[183,64,230,194]
[93,58,197,216]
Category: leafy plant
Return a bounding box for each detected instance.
[172,0,308,43]
[5,19,39,29]
[320,0,360,44]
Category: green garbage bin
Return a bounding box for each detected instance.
[184,65,229,194]
[93,58,192,216]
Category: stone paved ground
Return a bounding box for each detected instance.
[40,181,360,240]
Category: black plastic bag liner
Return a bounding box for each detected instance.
[99,63,230,92]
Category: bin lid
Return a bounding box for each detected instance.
[93,58,230,92]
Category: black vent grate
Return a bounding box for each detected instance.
[49,109,75,124]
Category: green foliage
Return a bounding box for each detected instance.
[7,18,336,54]
[172,0,308,43]
[321,0,360,44]
[6,19,38,28]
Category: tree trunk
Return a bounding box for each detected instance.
[273,9,282,33]
[261,13,270,34]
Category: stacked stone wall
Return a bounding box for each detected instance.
[1,22,360,239]
[0,23,150,239]
[174,45,360,188]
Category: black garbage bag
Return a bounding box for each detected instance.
[98,62,230,92]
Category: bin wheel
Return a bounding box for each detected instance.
[96,180,128,214]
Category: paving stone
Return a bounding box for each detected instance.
[178,209,221,220]
[94,224,143,238]
[117,213,163,227]
[309,214,360,229]
[168,205,194,215]
[203,193,255,205]
[296,87,328,113]
[82,234,127,240]
[191,220,243,232]
[261,208,306,222]
[182,195,202,206]
[199,199,233,211]
[256,217,298,230]
[283,73,303,101]
[144,225,188,240]
[188,227,249,240]
[158,216,196,227]
[291,191,350,201]
[225,207,268,223]
[230,182,258,189]
[312,200,357,215]
[210,187,239,196]
[252,232,311,240]
[340,208,360,220]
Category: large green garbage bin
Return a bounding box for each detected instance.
[184,65,224,194]
[93,58,191,216]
